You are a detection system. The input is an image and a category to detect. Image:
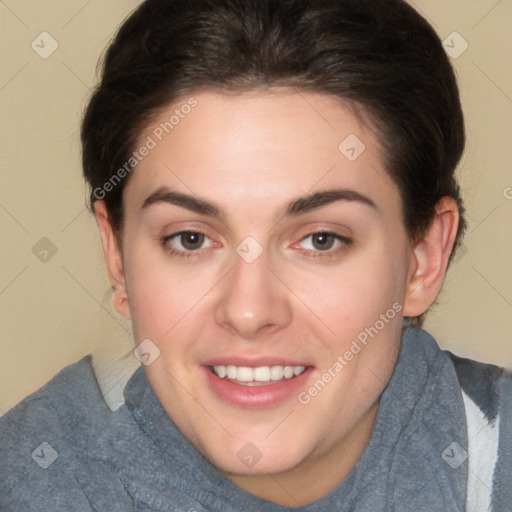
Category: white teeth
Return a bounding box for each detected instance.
[236,367,254,382]
[226,365,237,379]
[212,364,306,382]
[253,366,271,382]
[283,366,294,379]
[270,365,284,380]
[294,366,306,376]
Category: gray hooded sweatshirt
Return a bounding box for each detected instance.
[1,327,511,511]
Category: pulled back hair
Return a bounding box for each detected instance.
[81,0,466,325]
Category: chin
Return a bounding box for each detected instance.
[198,431,312,477]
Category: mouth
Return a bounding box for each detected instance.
[209,364,307,386]
[203,362,312,408]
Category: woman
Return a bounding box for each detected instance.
[1,0,510,510]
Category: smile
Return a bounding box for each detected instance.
[204,363,312,408]
[210,365,307,385]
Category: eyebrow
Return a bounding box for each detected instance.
[140,186,377,219]
[141,186,222,217]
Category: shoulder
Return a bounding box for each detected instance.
[0,356,126,511]
[0,355,104,443]
[446,351,512,512]
[447,352,509,422]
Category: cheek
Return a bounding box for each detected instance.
[284,251,405,336]
[124,247,214,342]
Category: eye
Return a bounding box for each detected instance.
[162,230,213,256]
[301,232,337,251]
[296,231,352,255]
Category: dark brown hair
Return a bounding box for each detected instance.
[81,0,466,324]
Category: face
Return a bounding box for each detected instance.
[111,90,415,479]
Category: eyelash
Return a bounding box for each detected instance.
[161,230,214,259]
[160,230,352,260]
[294,232,352,260]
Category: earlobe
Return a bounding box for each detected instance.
[403,197,460,319]
[94,201,131,319]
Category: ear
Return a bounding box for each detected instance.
[403,196,459,318]
[94,200,131,319]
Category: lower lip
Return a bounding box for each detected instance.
[203,367,312,409]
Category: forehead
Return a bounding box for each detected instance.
[123,89,400,216]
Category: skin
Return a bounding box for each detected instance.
[95,89,459,506]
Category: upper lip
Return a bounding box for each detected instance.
[203,356,311,368]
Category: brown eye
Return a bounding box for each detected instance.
[180,232,205,250]
[311,233,336,251]
[162,230,213,256]
[296,231,352,258]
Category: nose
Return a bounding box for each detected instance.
[214,248,292,340]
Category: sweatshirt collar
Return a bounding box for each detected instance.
[91,347,139,412]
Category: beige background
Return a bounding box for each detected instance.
[1,0,511,414]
